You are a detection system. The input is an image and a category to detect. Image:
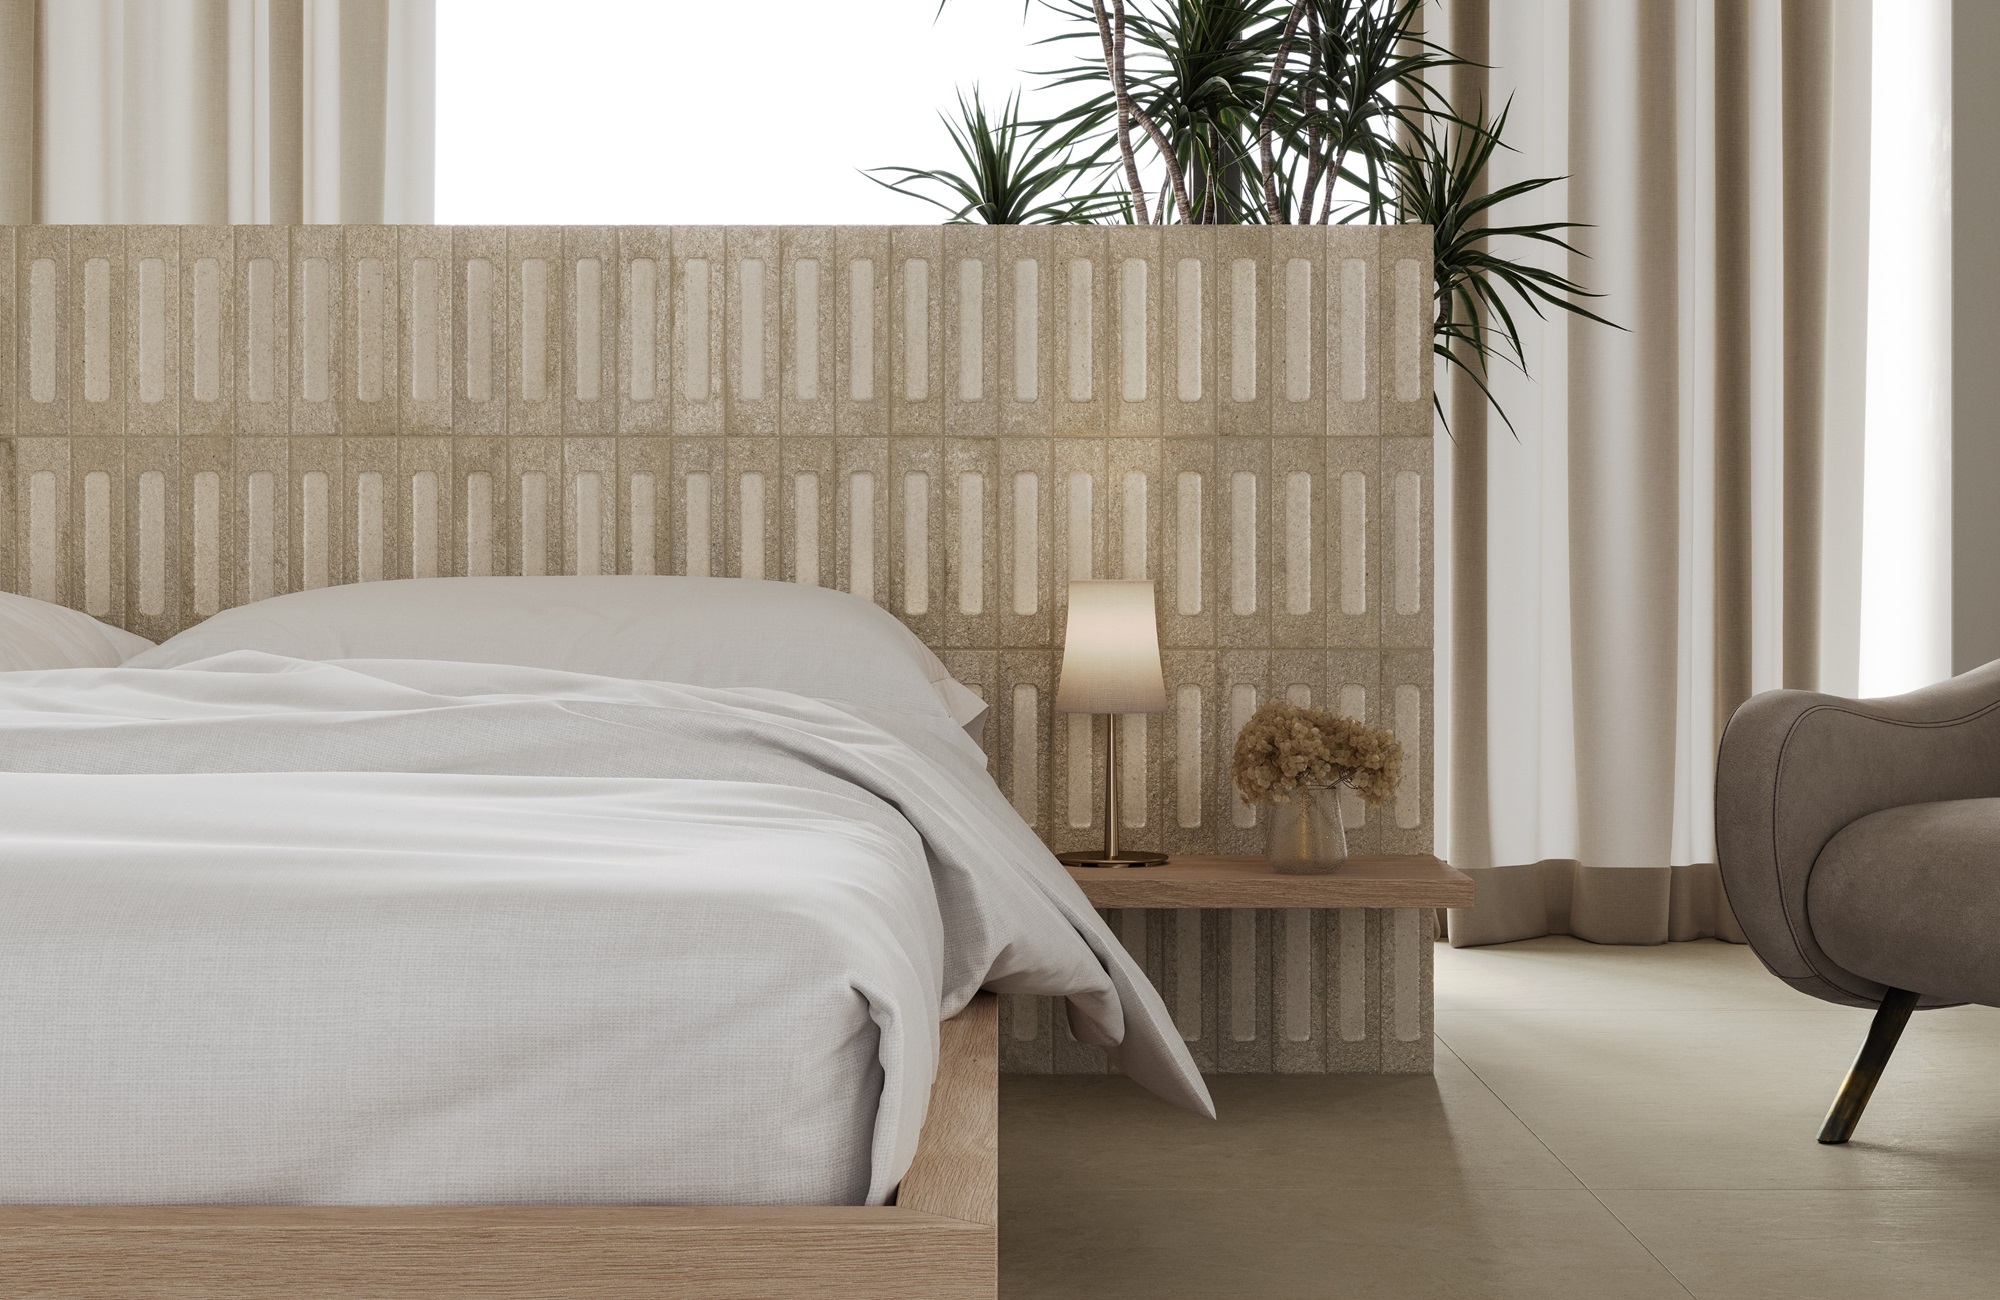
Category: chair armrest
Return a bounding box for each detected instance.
[1716,661,2000,1006]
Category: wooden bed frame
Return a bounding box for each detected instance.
[0,994,998,1299]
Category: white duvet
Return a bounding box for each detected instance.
[0,653,1210,1206]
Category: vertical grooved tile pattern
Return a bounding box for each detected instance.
[727,228,779,434]
[345,227,398,435]
[180,229,231,438]
[70,230,124,436]
[0,229,1437,1075]
[890,229,942,435]
[674,228,725,436]
[455,229,504,435]
[290,228,341,434]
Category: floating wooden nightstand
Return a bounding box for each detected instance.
[1008,853,1471,1079]
[1063,854,1472,911]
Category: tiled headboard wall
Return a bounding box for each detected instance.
[0,224,1433,859]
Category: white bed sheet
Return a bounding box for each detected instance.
[0,653,1211,1207]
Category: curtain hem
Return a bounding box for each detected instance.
[1447,860,1746,947]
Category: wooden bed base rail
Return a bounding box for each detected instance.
[0,995,999,1300]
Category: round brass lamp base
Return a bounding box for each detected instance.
[1057,849,1170,868]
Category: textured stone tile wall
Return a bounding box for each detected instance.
[1006,906,1436,1075]
[0,226,1436,1033]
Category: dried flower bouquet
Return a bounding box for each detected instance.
[1231,701,1403,808]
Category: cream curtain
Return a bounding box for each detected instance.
[1438,0,1882,946]
[0,0,433,224]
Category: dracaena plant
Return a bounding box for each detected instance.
[864,87,1128,225]
[881,0,1617,431]
[1386,99,1615,433]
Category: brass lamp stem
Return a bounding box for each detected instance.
[1103,712,1120,860]
[1057,711,1168,868]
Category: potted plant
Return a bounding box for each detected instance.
[1231,700,1401,872]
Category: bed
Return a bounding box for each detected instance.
[0,578,1211,1297]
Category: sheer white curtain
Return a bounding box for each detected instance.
[0,0,434,225]
[1437,0,1950,946]
[1858,2,1953,697]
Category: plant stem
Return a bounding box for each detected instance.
[1095,0,1195,224]
[1090,0,1151,224]
[1258,0,1311,224]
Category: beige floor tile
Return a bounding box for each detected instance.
[1000,935,2000,1296]
[1600,1190,2000,1300]
[1000,1188,1693,1300]
[1002,1044,1582,1193]
[1437,1005,2000,1190]
[1435,936,1803,1012]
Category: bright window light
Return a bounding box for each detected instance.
[437,0,1072,225]
[1859,0,1953,697]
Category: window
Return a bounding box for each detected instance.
[437,0,1062,224]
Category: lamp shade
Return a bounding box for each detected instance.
[1055,580,1168,714]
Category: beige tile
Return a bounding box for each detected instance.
[504,226,561,437]
[1436,936,1796,1012]
[943,224,1000,437]
[340,437,397,587]
[1601,1190,2000,1300]
[616,226,671,434]
[1377,223,1433,440]
[615,436,670,576]
[997,225,1053,437]
[562,437,617,578]
[1378,435,1433,652]
[1214,226,1271,438]
[398,225,453,434]
[1437,941,2000,1192]
[1107,225,1162,436]
[888,226,943,437]
[1003,1047,1580,1194]
[942,436,998,648]
[124,225,177,438]
[0,226,15,438]
[1000,1188,1690,1300]
[0,435,15,592]
[778,226,834,437]
[671,226,725,437]
[1268,225,1326,438]
[1050,225,1108,436]
[1327,225,1381,439]
[563,226,618,439]
[1159,226,1216,438]
[68,226,126,437]
[833,227,889,438]
[723,226,779,436]
[342,224,398,436]
[450,227,506,438]
[1440,1005,2000,1191]
[18,227,72,438]
[288,225,342,437]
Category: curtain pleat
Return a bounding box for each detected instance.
[1566,0,1683,876]
[1445,0,1846,947]
[1447,0,1495,875]
[1779,0,1831,692]
[0,0,431,224]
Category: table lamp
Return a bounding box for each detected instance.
[1055,579,1170,867]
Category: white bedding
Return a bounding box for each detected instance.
[0,653,1210,1207]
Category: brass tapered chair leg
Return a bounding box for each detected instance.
[1818,987,1920,1145]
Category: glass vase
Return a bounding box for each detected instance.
[1266,785,1349,874]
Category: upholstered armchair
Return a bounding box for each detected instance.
[1716,661,2000,1144]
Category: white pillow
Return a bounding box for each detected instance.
[0,591,155,671]
[129,576,988,730]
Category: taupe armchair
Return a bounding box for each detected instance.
[1717,662,2000,1144]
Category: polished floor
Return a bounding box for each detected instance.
[1000,936,2000,1298]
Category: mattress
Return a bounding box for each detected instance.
[0,653,1210,1207]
